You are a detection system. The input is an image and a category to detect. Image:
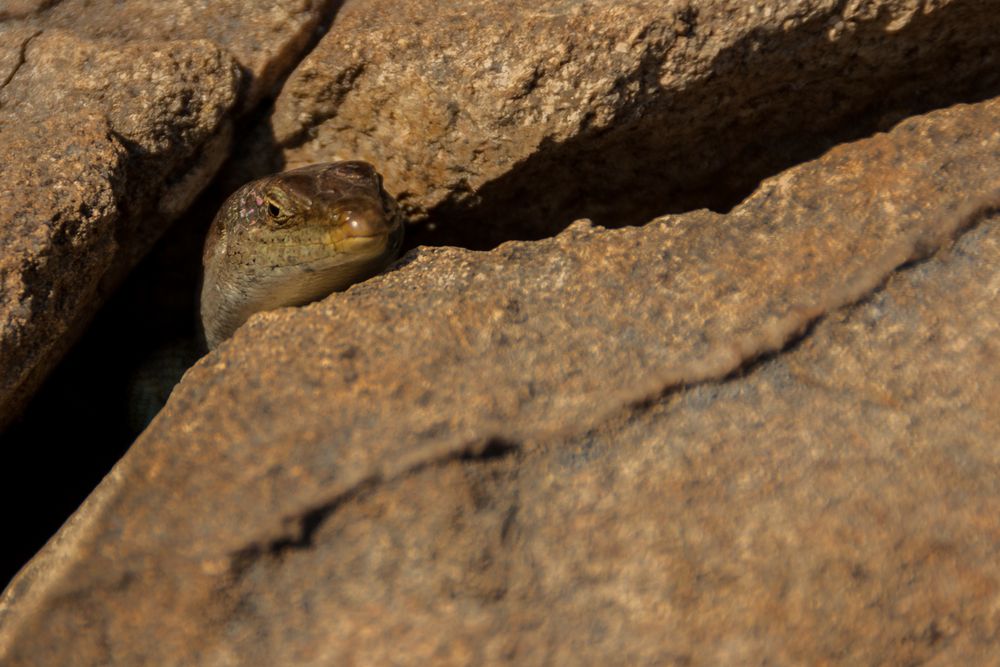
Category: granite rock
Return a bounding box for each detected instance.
[0,0,337,428]
[12,0,334,110]
[2,87,999,664]
[248,0,1000,247]
[0,29,238,430]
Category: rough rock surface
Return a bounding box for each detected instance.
[3,85,1000,664]
[0,29,238,431]
[29,0,335,111]
[0,0,336,428]
[248,0,1000,246]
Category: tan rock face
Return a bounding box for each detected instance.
[4,0,1000,664]
[0,0,336,428]
[0,1,55,21]
[35,0,332,110]
[253,0,1000,246]
[0,29,238,431]
[3,81,1000,663]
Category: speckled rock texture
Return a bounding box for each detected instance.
[25,0,334,111]
[0,0,336,429]
[3,80,1000,664]
[0,30,237,431]
[246,0,1000,246]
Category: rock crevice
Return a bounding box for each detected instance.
[0,0,347,429]
[0,29,39,91]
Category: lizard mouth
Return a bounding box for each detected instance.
[332,233,391,259]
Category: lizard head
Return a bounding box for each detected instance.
[200,161,404,349]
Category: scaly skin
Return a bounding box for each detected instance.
[200,161,404,349]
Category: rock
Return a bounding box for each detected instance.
[2,83,999,664]
[0,1,55,21]
[246,0,1000,247]
[0,0,336,428]
[13,0,333,110]
[0,29,238,430]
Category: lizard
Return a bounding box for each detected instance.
[200,160,405,349]
[129,160,403,431]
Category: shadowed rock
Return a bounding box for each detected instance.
[0,30,238,431]
[0,0,339,429]
[2,86,999,664]
[240,0,1000,248]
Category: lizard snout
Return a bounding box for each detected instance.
[340,200,392,238]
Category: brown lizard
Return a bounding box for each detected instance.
[200,161,404,348]
[129,161,403,432]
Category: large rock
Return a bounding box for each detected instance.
[248,0,1000,246]
[0,0,336,428]
[30,0,334,111]
[2,82,999,664]
[0,29,238,431]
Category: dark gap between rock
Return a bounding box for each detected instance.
[0,178,220,590]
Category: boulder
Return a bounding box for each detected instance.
[2,85,998,663]
[0,0,337,428]
[246,0,1000,247]
[0,29,238,430]
[31,0,335,111]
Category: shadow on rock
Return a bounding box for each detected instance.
[409,0,1000,250]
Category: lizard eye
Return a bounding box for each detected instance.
[264,195,291,222]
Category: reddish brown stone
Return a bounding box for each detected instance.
[247,0,1000,247]
[33,0,334,110]
[2,90,999,664]
[0,30,238,430]
[0,0,338,428]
